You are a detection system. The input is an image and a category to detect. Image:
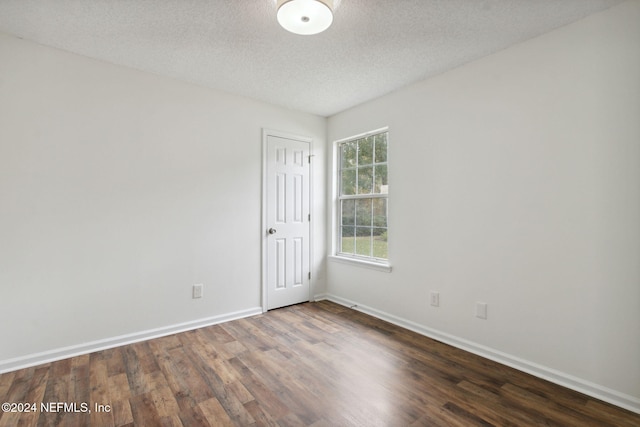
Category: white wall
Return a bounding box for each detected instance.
[0,32,326,368]
[327,1,640,411]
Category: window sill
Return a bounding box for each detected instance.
[328,255,392,273]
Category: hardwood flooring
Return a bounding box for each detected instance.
[1,300,639,426]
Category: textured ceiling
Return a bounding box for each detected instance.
[0,0,625,116]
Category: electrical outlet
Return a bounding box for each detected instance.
[193,284,203,299]
[430,291,440,307]
[476,302,487,319]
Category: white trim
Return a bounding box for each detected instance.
[328,254,392,272]
[261,129,314,313]
[317,294,640,415]
[334,126,390,145]
[338,193,388,200]
[313,292,328,302]
[309,137,315,304]
[330,135,339,263]
[0,307,262,375]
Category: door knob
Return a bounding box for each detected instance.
[268,228,277,235]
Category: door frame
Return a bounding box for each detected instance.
[261,128,314,313]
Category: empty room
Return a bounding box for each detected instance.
[1,0,639,425]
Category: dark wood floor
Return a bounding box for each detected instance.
[1,301,639,426]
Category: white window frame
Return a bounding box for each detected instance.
[329,127,391,272]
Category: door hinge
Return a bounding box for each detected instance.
[308,213,311,221]
[308,272,311,280]
[308,154,315,163]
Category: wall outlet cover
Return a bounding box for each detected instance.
[476,302,487,319]
[193,284,203,299]
[430,291,440,307]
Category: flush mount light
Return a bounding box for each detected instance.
[277,0,334,35]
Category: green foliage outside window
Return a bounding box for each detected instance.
[338,131,388,260]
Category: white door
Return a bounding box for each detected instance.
[264,133,311,310]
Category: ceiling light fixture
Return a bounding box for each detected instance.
[277,0,334,35]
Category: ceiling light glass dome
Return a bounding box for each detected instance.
[277,0,334,35]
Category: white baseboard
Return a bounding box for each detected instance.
[318,294,640,415]
[313,293,329,302]
[0,307,263,375]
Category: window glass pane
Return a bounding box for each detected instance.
[341,142,357,169]
[357,166,373,194]
[355,199,372,227]
[341,199,355,226]
[341,226,355,254]
[337,131,388,261]
[372,198,387,227]
[358,136,374,166]
[341,169,356,195]
[374,165,388,194]
[373,229,388,259]
[374,133,387,163]
[355,227,372,257]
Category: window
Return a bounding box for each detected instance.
[337,129,388,262]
